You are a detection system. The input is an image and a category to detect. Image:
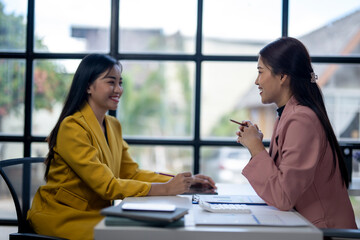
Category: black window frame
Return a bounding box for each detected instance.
[0,0,359,176]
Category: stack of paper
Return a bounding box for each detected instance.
[104,216,185,227]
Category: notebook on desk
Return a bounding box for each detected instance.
[101,201,189,223]
[104,216,185,227]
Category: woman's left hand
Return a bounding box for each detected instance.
[191,174,217,189]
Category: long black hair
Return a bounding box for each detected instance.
[259,37,349,188]
[44,54,121,180]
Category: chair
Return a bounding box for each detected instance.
[0,157,67,240]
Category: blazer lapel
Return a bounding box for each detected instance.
[80,103,113,165]
[269,117,280,158]
[269,96,298,164]
[104,117,120,170]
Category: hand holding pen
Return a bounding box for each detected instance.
[148,172,193,196]
[166,172,194,195]
[230,119,248,126]
[231,119,265,157]
[230,119,249,136]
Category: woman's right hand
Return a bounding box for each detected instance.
[165,172,193,195]
[148,172,193,196]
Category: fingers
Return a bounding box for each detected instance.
[237,120,253,132]
[178,172,193,186]
[174,172,193,190]
[241,120,252,127]
[193,174,217,189]
[253,124,263,137]
[180,172,192,177]
[173,173,217,194]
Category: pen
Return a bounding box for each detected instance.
[230,119,247,126]
[155,172,175,177]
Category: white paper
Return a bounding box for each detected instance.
[194,205,309,227]
[198,195,266,205]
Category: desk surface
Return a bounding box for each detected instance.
[94,183,322,240]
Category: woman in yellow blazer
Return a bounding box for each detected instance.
[27,54,216,240]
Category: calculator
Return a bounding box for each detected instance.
[199,200,252,214]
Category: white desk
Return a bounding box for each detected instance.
[94,183,322,240]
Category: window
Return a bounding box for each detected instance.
[119,0,197,54]
[0,59,26,135]
[289,0,360,56]
[35,0,111,52]
[117,60,195,138]
[0,0,360,223]
[202,0,282,55]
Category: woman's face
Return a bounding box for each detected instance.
[255,56,287,107]
[87,65,123,115]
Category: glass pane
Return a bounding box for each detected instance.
[313,63,360,140]
[30,161,46,206]
[289,0,360,56]
[128,145,192,174]
[350,196,360,228]
[117,61,195,138]
[350,149,360,227]
[0,0,27,52]
[119,0,197,54]
[0,165,21,220]
[0,142,23,161]
[31,142,48,158]
[201,61,276,140]
[202,0,281,55]
[35,0,110,52]
[0,59,25,135]
[32,59,79,136]
[353,149,360,179]
[0,161,46,221]
[200,146,250,183]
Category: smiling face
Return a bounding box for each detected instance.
[87,64,123,118]
[255,56,291,107]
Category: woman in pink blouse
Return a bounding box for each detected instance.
[236,37,357,229]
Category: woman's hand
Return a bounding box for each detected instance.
[191,174,217,189]
[236,121,265,157]
[148,172,193,196]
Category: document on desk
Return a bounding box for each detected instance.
[196,195,266,205]
[194,205,309,227]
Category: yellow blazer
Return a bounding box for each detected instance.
[27,103,170,240]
